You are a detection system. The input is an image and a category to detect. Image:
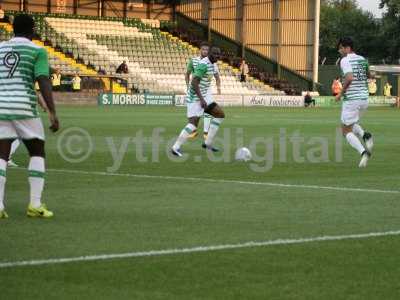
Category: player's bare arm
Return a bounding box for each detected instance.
[37,75,59,132]
[37,95,48,112]
[336,73,353,102]
[215,73,221,95]
[185,70,191,89]
[191,76,207,108]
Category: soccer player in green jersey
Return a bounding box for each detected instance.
[185,42,221,140]
[172,46,225,157]
[336,37,373,168]
[0,15,59,219]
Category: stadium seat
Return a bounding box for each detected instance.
[3,11,282,95]
[42,15,283,95]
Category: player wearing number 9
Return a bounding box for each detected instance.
[0,14,60,219]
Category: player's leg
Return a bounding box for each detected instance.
[189,113,212,140]
[352,102,373,152]
[187,112,199,140]
[9,139,20,157]
[22,138,53,217]
[172,102,202,156]
[188,128,198,139]
[202,103,225,151]
[203,113,212,139]
[172,117,200,156]
[352,123,364,138]
[341,102,370,167]
[353,123,373,152]
[0,139,12,219]
[16,118,53,217]
[0,120,18,218]
[189,103,213,141]
[203,93,214,139]
[8,139,20,167]
[342,124,365,154]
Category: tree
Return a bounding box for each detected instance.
[379,0,400,62]
[319,1,382,63]
[380,0,400,13]
[325,0,358,10]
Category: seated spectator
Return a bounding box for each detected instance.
[304,92,315,107]
[116,61,129,74]
[368,78,377,96]
[131,85,139,93]
[331,77,342,96]
[72,72,82,92]
[239,59,249,82]
[51,69,62,91]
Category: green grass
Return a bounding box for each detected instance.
[1,106,400,299]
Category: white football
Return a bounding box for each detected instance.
[235,147,252,162]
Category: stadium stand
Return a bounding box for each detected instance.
[1,18,128,94]
[165,24,301,95]
[1,12,283,95]
[0,21,93,75]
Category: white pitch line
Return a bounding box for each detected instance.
[1,230,400,269]
[17,167,400,195]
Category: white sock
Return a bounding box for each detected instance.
[203,113,212,134]
[352,124,365,139]
[205,118,224,146]
[9,139,20,159]
[173,123,197,150]
[345,132,365,154]
[28,156,45,209]
[0,159,7,211]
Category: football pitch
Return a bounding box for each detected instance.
[1,105,400,299]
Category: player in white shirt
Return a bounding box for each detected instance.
[185,42,221,140]
[336,37,373,168]
[0,15,59,219]
[172,47,225,156]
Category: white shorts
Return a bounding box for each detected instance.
[186,93,214,118]
[0,118,45,141]
[341,100,368,126]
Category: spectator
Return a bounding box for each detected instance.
[116,60,128,74]
[383,82,392,97]
[51,69,61,91]
[71,72,82,92]
[0,5,5,22]
[131,85,139,93]
[304,91,315,107]
[239,59,249,82]
[331,76,342,96]
[368,78,377,96]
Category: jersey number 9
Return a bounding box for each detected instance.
[3,51,21,79]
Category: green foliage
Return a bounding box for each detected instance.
[320,0,400,63]
[324,0,358,10]
[379,0,400,62]
[320,1,382,63]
